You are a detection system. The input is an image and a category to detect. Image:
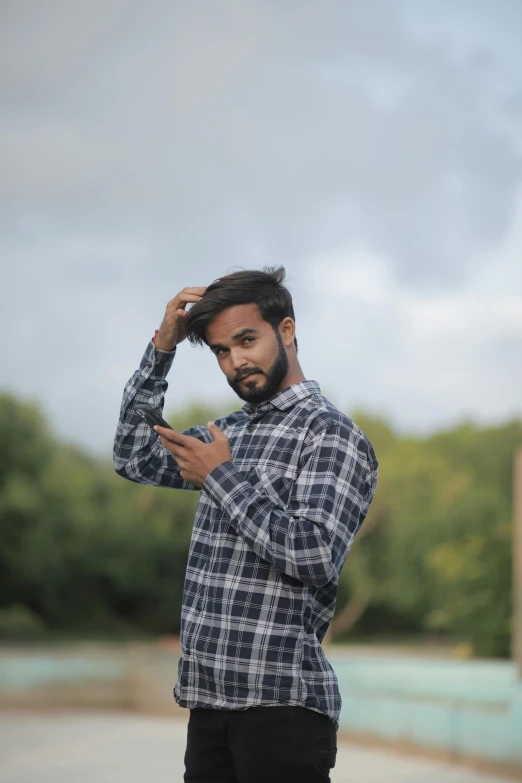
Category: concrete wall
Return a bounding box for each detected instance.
[1,646,521,771]
[0,644,187,716]
[332,656,522,768]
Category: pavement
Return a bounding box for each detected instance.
[0,709,515,783]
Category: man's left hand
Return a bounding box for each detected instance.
[154,422,232,487]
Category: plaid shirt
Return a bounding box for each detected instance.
[114,339,378,729]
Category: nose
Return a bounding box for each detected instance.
[230,348,250,372]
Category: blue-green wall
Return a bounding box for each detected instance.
[1,649,521,767]
[331,656,522,765]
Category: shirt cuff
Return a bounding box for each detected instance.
[203,461,253,514]
[139,339,177,378]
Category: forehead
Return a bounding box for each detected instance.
[205,303,268,343]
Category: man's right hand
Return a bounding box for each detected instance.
[154,287,207,351]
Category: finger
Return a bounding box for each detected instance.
[178,290,207,304]
[182,287,208,295]
[154,426,190,446]
[163,448,186,470]
[176,294,204,310]
[208,421,226,439]
[158,437,188,466]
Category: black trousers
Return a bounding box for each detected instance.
[183,705,337,783]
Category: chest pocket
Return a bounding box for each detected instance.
[246,467,294,510]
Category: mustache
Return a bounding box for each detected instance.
[233,369,262,382]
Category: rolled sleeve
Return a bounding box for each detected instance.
[202,423,375,587]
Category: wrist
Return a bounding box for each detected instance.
[153,329,176,352]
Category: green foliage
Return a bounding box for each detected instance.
[0,392,520,658]
[334,414,522,658]
[0,605,46,640]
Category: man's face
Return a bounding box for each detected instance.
[206,303,290,404]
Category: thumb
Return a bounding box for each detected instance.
[208,421,224,439]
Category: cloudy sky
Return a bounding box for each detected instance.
[1,0,521,456]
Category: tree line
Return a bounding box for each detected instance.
[0,392,520,658]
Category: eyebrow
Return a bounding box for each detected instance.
[209,328,260,352]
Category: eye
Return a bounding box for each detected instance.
[214,337,254,357]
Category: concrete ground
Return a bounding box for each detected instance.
[0,710,514,783]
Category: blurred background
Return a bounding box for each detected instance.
[1,1,522,781]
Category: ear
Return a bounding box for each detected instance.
[280,317,295,347]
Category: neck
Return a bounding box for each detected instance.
[276,360,306,393]
[250,363,307,411]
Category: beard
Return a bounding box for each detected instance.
[227,330,289,404]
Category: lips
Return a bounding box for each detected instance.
[240,373,259,382]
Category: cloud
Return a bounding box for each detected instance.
[1,1,521,451]
[2,1,521,283]
[305,193,522,430]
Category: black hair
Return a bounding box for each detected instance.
[185,266,298,353]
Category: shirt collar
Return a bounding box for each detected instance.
[241,380,321,416]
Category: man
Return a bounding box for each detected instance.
[114,267,378,783]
